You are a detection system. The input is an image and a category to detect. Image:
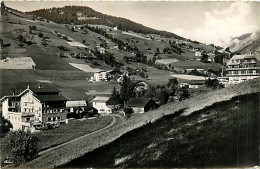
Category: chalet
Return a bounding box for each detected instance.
[90,71,111,82]
[219,54,260,85]
[179,80,206,89]
[195,51,202,57]
[98,47,106,54]
[0,85,69,130]
[66,100,87,113]
[134,81,149,93]
[126,98,157,114]
[170,60,221,73]
[92,95,114,115]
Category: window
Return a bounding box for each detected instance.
[48,117,52,121]
[26,117,30,122]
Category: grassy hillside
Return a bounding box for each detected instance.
[26,78,260,168]
[63,93,259,168]
[28,6,184,39]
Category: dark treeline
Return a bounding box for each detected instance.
[28,6,184,39]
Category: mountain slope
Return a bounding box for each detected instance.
[228,31,260,58]
[27,6,185,39]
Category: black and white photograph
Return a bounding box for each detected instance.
[0,0,259,168]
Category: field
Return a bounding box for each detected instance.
[69,63,103,72]
[35,116,113,151]
[0,116,113,164]
[0,69,120,100]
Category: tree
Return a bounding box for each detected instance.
[205,78,224,89]
[8,130,39,165]
[200,52,209,63]
[123,107,134,117]
[152,56,156,64]
[120,75,134,107]
[144,86,156,98]
[156,85,169,105]
[167,78,179,96]
[38,32,43,38]
[123,56,128,64]
[163,47,169,54]
[111,87,119,108]
[177,87,190,101]
[155,47,160,55]
[17,34,25,43]
[0,117,13,137]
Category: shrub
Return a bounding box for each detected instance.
[7,130,39,165]
[93,61,100,66]
[58,45,69,51]
[0,117,13,137]
[206,79,224,89]
[124,107,134,116]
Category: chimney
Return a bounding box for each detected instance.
[12,90,15,96]
[38,84,41,88]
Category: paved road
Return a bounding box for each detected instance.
[38,115,124,156]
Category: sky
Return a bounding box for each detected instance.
[3,1,260,47]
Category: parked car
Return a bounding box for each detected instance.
[33,124,43,130]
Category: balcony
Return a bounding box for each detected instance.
[227,67,260,71]
[43,107,67,114]
[226,73,260,76]
[242,60,256,64]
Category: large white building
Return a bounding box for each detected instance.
[0,85,68,130]
[92,95,114,115]
[219,54,260,85]
[90,71,110,82]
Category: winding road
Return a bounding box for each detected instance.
[38,115,124,156]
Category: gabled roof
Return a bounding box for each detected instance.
[227,54,258,66]
[35,95,69,102]
[126,98,152,108]
[92,96,111,102]
[66,100,87,107]
[155,58,179,65]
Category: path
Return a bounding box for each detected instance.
[38,115,124,156]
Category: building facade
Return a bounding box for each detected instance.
[0,85,68,130]
[220,54,260,85]
[92,96,113,115]
[90,71,111,82]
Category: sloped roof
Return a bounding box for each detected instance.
[226,54,257,66]
[92,96,111,102]
[35,95,69,102]
[126,98,151,108]
[66,100,87,107]
[155,58,179,65]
